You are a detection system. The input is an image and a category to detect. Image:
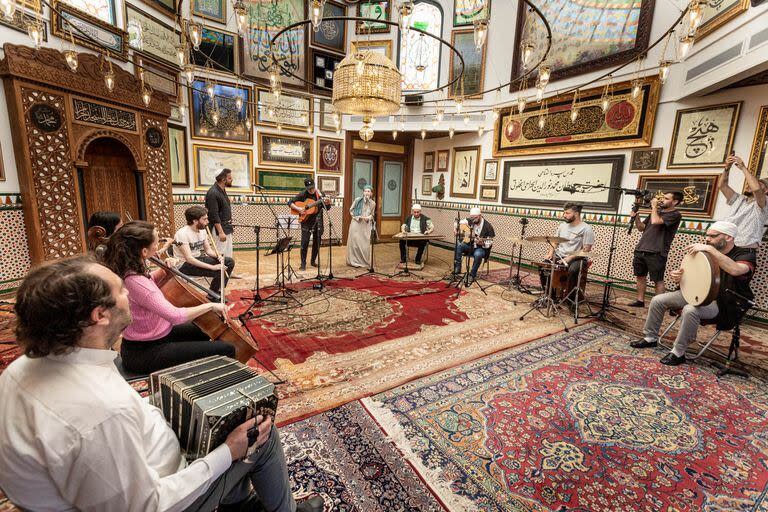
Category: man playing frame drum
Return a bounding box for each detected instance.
[630,221,756,366]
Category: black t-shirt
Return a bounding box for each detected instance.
[716,246,756,327]
[289,189,331,228]
[635,209,682,256]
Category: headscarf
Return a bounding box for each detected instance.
[352,186,373,216]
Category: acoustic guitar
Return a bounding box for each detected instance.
[294,194,334,224]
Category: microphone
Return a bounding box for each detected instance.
[562,185,577,194]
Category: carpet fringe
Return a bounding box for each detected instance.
[361,397,477,512]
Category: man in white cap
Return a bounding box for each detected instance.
[400,204,434,266]
[631,220,756,366]
[453,206,495,282]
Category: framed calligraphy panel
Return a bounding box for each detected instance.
[134,55,180,103]
[423,152,434,172]
[71,97,138,132]
[193,145,253,193]
[255,168,314,194]
[191,27,238,74]
[258,133,313,168]
[53,3,128,60]
[317,137,343,174]
[58,0,116,26]
[356,1,390,34]
[450,146,480,199]
[479,185,498,201]
[190,79,252,143]
[125,4,179,66]
[256,88,313,132]
[696,0,749,40]
[629,148,662,173]
[311,49,342,96]
[1,10,47,42]
[169,125,189,186]
[310,0,346,54]
[501,155,624,210]
[319,99,340,131]
[636,174,719,218]
[192,0,226,23]
[437,149,449,172]
[240,0,307,89]
[482,159,498,183]
[449,29,486,99]
[747,105,768,187]
[422,174,433,196]
[454,0,490,26]
[667,102,741,169]
[494,77,660,157]
[317,175,340,195]
[351,39,392,58]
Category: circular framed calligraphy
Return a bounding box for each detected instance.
[605,101,635,131]
[145,127,164,148]
[322,144,339,168]
[357,178,368,190]
[29,103,62,133]
[504,120,522,143]
[387,179,397,191]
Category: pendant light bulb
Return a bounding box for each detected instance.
[521,42,535,69]
[473,19,488,50]
[206,82,215,98]
[310,0,324,31]
[64,50,79,72]
[355,54,365,76]
[477,125,484,137]
[517,96,526,114]
[244,116,251,130]
[142,88,152,107]
[601,97,610,113]
[536,86,544,102]
[420,128,426,139]
[103,68,115,92]
[631,79,642,99]
[27,20,43,48]
[492,109,499,121]
[188,21,203,51]
[463,114,469,125]
[570,108,579,123]
[678,35,694,61]
[333,112,340,127]
[235,96,243,110]
[175,42,188,67]
[1,0,16,20]
[392,130,398,140]
[455,98,463,114]
[688,1,703,34]
[538,66,551,86]
[399,120,405,132]
[211,109,220,127]
[183,64,194,83]
[658,60,672,84]
[448,126,455,139]
[399,1,413,33]
[538,116,545,130]
[436,108,444,122]
[233,0,247,35]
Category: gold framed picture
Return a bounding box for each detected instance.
[450,146,480,199]
[479,185,498,201]
[422,174,433,195]
[747,105,768,185]
[193,145,253,193]
[350,39,392,59]
[667,102,741,169]
[482,159,499,183]
[258,132,314,168]
[629,148,663,173]
[436,149,450,172]
[423,151,435,172]
[317,137,343,174]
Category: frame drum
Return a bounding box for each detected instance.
[680,251,720,306]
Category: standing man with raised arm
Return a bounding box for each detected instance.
[206,168,234,258]
[719,154,768,252]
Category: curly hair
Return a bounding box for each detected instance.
[15,255,116,358]
[101,220,156,279]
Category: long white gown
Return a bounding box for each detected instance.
[346,197,376,268]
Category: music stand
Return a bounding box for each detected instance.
[277,214,299,282]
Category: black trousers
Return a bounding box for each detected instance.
[300,221,324,265]
[121,322,236,374]
[399,240,428,263]
[179,255,235,294]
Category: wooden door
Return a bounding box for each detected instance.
[81,138,140,222]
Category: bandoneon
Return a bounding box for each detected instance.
[150,356,277,460]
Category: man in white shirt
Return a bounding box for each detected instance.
[0,255,322,512]
[175,205,235,297]
[719,153,768,251]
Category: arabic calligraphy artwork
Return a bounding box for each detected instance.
[193,145,253,193]
[501,155,624,209]
[479,185,498,201]
[494,76,660,157]
[318,175,340,194]
[510,0,653,84]
[168,125,189,186]
[190,79,252,143]
[192,0,226,23]
[319,99,340,131]
[29,103,63,133]
[482,159,499,183]
[449,29,486,99]
[356,1,389,33]
[747,105,768,187]
[134,55,180,103]
[696,0,749,40]
[311,49,342,95]
[310,0,346,53]
[351,39,392,58]
[125,4,179,66]
[636,174,719,218]
[256,88,313,131]
[72,98,137,131]
[437,150,449,172]
[454,0,490,26]
[59,0,115,23]
[317,137,342,174]
[423,152,434,172]
[259,133,313,168]
[450,146,480,199]
[629,148,662,173]
[53,3,128,60]
[422,174,433,195]
[667,102,741,169]
[1,10,47,40]
[241,0,306,88]
[191,27,238,74]
[255,168,314,194]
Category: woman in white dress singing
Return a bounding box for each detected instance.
[346,185,376,268]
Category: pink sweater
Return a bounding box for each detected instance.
[122,271,189,341]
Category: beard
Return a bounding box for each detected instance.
[707,238,726,251]
[106,307,132,348]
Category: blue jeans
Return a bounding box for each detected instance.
[454,243,487,277]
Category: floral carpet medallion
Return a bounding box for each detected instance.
[365,324,768,512]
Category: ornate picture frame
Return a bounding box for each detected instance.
[255,168,314,194]
[125,4,179,66]
[1,10,48,41]
[747,105,768,184]
[256,87,313,131]
[696,0,749,40]
[423,151,435,172]
[629,148,663,173]
[189,79,252,143]
[356,0,390,34]
[436,149,450,172]
[422,174,433,196]
[317,175,340,195]
[192,0,226,24]
[510,0,654,84]
[482,159,498,183]
[453,0,490,27]
[311,49,342,96]
[319,99,340,131]
[667,102,741,169]
[58,0,116,24]
[134,55,180,103]
[191,27,239,74]
[351,39,392,58]
[479,185,498,201]
[450,145,480,199]
[317,137,343,174]
[258,132,314,168]
[53,3,128,60]
[449,28,486,98]
[636,174,719,218]
[193,145,253,193]
[310,0,347,54]
[168,124,189,186]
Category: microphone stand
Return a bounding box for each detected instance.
[444,209,463,282]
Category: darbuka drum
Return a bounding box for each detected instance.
[680,251,720,306]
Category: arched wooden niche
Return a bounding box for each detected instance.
[0,44,175,264]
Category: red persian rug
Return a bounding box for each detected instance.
[229,275,467,370]
[365,323,768,511]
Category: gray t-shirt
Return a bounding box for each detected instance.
[724,193,768,248]
[555,222,595,258]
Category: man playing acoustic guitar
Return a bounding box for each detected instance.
[289,178,332,271]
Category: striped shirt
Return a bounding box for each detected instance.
[723,194,768,248]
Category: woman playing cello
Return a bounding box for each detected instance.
[101,220,236,374]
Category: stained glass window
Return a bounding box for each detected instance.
[399,1,442,92]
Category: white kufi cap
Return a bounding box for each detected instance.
[469,207,482,216]
[709,220,738,238]
[412,204,422,210]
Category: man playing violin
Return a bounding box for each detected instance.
[631,221,756,366]
[453,207,495,283]
[539,202,595,293]
[289,178,332,271]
